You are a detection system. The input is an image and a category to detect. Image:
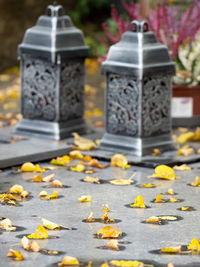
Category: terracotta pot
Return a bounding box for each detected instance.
[172,84,200,127]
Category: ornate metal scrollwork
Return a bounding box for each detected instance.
[22,58,58,121]
[106,73,140,136]
[142,75,171,136]
[60,60,84,121]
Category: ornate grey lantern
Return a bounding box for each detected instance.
[100,21,176,156]
[14,4,89,140]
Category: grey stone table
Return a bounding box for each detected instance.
[1,157,200,267]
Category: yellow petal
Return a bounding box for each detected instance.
[191,176,200,186]
[27,225,48,239]
[0,218,16,231]
[102,204,110,212]
[72,132,96,150]
[69,150,83,159]
[7,249,24,261]
[78,195,91,203]
[109,260,144,267]
[177,145,194,156]
[173,164,191,171]
[155,194,165,203]
[109,179,133,185]
[29,240,40,252]
[110,154,128,168]
[107,240,119,250]
[140,183,154,188]
[21,162,36,172]
[9,184,24,194]
[130,195,146,208]
[167,188,174,195]
[151,165,176,180]
[41,217,60,230]
[35,164,45,173]
[21,236,30,250]
[42,173,55,182]
[176,132,194,144]
[45,191,58,199]
[83,176,100,184]
[70,164,85,172]
[160,246,181,253]
[50,179,63,188]
[188,238,200,251]
[97,226,122,239]
[39,191,47,197]
[32,175,43,182]
[58,256,79,266]
[169,197,179,202]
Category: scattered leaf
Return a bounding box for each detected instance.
[177,145,194,156]
[70,163,85,172]
[69,150,83,159]
[190,176,200,187]
[110,154,130,168]
[41,217,60,230]
[21,236,40,252]
[58,256,79,266]
[101,262,109,267]
[139,183,155,188]
[149,165,176,180]
[72,132,96,150]
[158,215,178,221]
[107,240,119,250]
[176,132,194,144]
[9,184,23,194]
[50,179,63,188]
[130,195,146,208]
[39,191,47,197]
[43,173,55,182]
[21,162,45,172]
[109,179,134,185]
[27,225,48,239]
[87,158,107,168]
[188,238,200,251]
[160,246,181,253]
[155,194,165,203]
[101,213,114,223]
[152,148,161,156]
[7,249,24,261]
[50,155,70,166]
[83,176,100,184]
[145,216,162,224]
[0,218,16,231]
[86,211,95,222]
[109,260,144,267]
[173,164,191,171]
[169,197,179,202]
[45,191,58,199]
[167,188,174,195]
[97,226,122,239]
[32,175,43,182]
[102,204,110,212]
[78,195,91,203]
[180,206,193,211]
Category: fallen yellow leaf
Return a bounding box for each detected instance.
[27,225,48,239]
[69,150,83,159]
[87,158,107,168]
[70,163,85,172]
[72,132,96,150]
[107,240,119,250]
[167,188,174,195]
[45,191,58,199]
[152,148,161,156]
[86,211,95,222]
[7,249,24,261]
[150,165,176,180]
[32,175,43,182]
[177,145,194,156]
[139,183,154,188]
[130,195,146,208]
[43,173,55,182]
[9,184,23,194]
[39,191,47,197]
[78,195,91,203]
[101,213,114,223]
[190,176,200,186]
[83,176,100,184]
[173,164,191,171]
[169,197,179,202]
[21,236,40,252]
[109,260,144,267]
[110,154,130,168]
[102,204,110,212]
[50,179,63,188]
[58,256,79,266]
[21,162,45,172]
[160,246,181,253]
[97,226,122,239]
[0,218,16,231]
[188,238,200,251]
[145,216,161,223]
[50,155,70,166]
[109,179,134,185]
[155,194,165,203]
[176,132,194,144]
[41,217,60,230]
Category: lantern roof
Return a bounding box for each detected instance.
[18,4,89,63]
[102,21,175,77]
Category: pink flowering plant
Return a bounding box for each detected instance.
[101,1,200,85]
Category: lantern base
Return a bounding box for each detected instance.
[14,118,87,140]
[100,133,176,157]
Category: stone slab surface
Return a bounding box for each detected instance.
[0,160,200,266]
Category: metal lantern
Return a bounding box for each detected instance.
[100,21,176,156]
[14,4,89,140]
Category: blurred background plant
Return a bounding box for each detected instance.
[99,0,200,85]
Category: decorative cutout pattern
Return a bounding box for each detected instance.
[106,74,139,136]
[60,60,84,121]
[22,58,84,122]
[22,58,58,121]
[142,75,171,136]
